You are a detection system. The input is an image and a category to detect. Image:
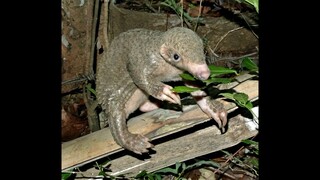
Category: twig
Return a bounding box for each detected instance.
[212,142,245,176]
[143,0,158,13]
[231,168,258,178]
[239,13,258,39]
[180,0,183,27]
[88,0,101,76]
[83,83,100,132]
[62,77,88,85]
[194,0,203,32]
[62,74,95,85]
[212,135,259,176]
[208,45,220,58]
[178,0,192,28]
[213,52,258,62]
[212,27,244,54]
[104,0,110,51]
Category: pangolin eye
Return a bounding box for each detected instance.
[173,53,180,61]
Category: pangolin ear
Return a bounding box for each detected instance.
[160,43,171,60]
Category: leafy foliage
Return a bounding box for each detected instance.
[135,159,220,180]
[220,138,259,176]
[171,64,237,93]
[242,139,259,156]
[61,172,73,180]
[171,86,201,93]
[172,57,259,119]
[160,0,201,23]
[220,92,258,120]
[62,57,259,179]
[239,0,259,13]
[86,83,96,96]
[240,57,258,72]
[93,161,117,179]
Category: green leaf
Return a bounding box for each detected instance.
[154,174,162,180]
[221,150,232,156]
[61,172,73,180]
[135,170,148,178]
[182,162,187,171]
[203,77,233,85]
[179,73,196,81]
[155,167,178,174]
[98,171,107,177]
[171,86,200,93]
[154,162,183,175]
[249,158,259,168]
[185,160,220,171]
[234,0,259,13]
[86,84,97,96]
[175,162,182,172]
[147,174,155,180]
[219,92,235,100]
[208,65,238,76]
[221,92,252,109]
[242,139,258,146]
[233,92,249,105]
[241,57,258,72]
[245,101,253,109]
[244,0,259,13]
[99,160,111,166]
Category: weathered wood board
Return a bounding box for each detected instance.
[106,111,258,177]
[62,73,258,177]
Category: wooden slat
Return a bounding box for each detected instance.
[107,112,258,177]
[62,75,258,172]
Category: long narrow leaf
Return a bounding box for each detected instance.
[135,170,148,178]
[244,0,259,13]
[61,173,73,180]
[203,77,233,85]
[86,84,97,96]
[219,92,235,100]
[209,65,238,76]
[242,139,258,146]
[233,92,249,104]
[154,174,162,180]
[245,101,253,109]
[179,73,196,81]
[171,86,200,93]
[241,57,258,72]
[154,166,178,174]
[185,160,220,171]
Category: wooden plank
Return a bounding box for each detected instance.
[70,108,258,178]
[62,76,258,171]
[107,112,258,177]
